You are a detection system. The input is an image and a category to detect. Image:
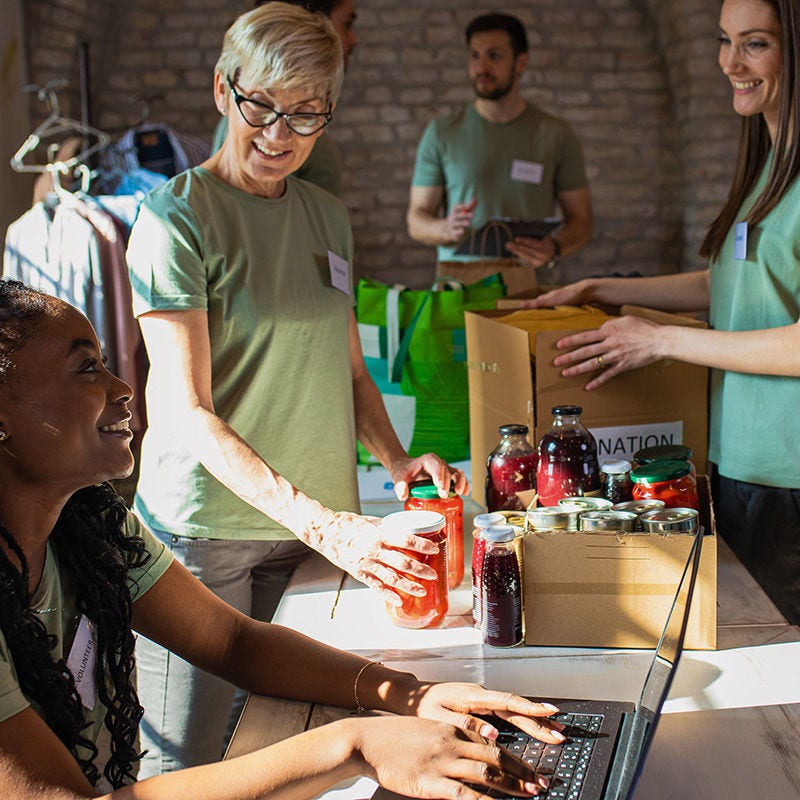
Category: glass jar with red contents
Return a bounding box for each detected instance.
[485,424,538,511]
[471,512,504,628]
[381,510,449,629]
[630,460,700,510]
[405,484,464,589]
[536,405,600,507]
[481,525,524,647]
[633,444,696,478]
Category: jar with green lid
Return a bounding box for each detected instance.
[633,444,696,477]
[405,484,464,588]
[630,460,699,510]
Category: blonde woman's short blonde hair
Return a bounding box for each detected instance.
[215,2,344,105]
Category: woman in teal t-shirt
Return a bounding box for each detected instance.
[525,0,800,626]
[0,279,564,797]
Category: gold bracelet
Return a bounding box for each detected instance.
[353,660,383,713]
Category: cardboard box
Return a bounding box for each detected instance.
[465,304,709,506]
[521,477,717,650]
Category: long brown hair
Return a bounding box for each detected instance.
[700,0,800,261]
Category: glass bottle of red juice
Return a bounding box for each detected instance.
[536,405,600,507]
[485,424,538,511]
[481,525,523,647]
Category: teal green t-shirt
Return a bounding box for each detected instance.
[709,153,800,487]
[0,512,173,786]
[411,103,588,262]
[211,116,343,197]
[127,168,360,539]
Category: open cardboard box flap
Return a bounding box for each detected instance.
[465,305,709,506]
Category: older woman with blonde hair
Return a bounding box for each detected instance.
[126,1,468,776]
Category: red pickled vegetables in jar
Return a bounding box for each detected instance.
[630,460,699,510]
[405,484,464,588]
[381,510,449,629]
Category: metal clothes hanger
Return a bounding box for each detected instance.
[10,78,111,174]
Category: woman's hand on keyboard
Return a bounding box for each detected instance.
[408,682,567,744]
[354,715,550,798]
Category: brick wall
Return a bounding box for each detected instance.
[21,0,739,287]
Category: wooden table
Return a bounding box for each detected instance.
[226,500,800,798]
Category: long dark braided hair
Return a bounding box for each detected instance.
[0,279,150,787]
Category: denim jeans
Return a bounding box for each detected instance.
[135,532,309,777]
[711,466,800,626]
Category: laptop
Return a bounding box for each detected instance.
[373,524,704,800]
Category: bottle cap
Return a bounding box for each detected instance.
[600,459,632,475]
[410,484,456,499]
[498,423,528,436]
[483,524,515,543]
[551,404,582,416]
[630,460,691,483]
[633,444,692,465]
[382,510,445,535]
[474,512,505,529]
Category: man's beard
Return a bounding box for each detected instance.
[473,74,514,101]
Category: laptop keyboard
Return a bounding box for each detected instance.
[492,713,604,800]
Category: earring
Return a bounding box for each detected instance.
[0,431,7,442]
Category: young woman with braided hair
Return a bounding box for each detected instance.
[0,278,564,798]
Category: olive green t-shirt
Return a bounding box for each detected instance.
[211,116,343,197]
[0,512,173,787]
[709,153,800,487]
[127,167,360,539]
[411,103,588,262]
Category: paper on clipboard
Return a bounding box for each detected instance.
[453,216,561,257]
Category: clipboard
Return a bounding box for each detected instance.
[454,216,561,257]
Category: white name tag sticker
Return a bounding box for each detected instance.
[510,159,544,185]
[66,614,97,711]
[734,222,748,261]
[328,251,351,295]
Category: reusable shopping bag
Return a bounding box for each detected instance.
[355,273,505,464]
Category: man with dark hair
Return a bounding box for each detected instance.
[210,0,357,195]
[407,12,592,296]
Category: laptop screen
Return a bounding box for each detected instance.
[606,525,704,800]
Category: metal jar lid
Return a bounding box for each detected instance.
[559,496,613,511]
[639,507,699,534]
[526,505,582,531]
[611,499,666,515]
[579,510,638,532]
[382,510,445,535]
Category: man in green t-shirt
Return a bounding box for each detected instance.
[407,12,593,295]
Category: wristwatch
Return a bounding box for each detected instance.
[543,236,561,269]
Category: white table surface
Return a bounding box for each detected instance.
[227,497,800,798]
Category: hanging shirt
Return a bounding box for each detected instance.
[3,201,107,350]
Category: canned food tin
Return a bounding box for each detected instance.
[639,507,699,534]
[526,505,582,531]
[497,510,529,529]
[611,499,666,515]
[579,510,638,532]
[559,496,614,512]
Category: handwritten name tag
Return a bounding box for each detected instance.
[511,159,544,185]
[328,251,351,294]
[66,614,97,710]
